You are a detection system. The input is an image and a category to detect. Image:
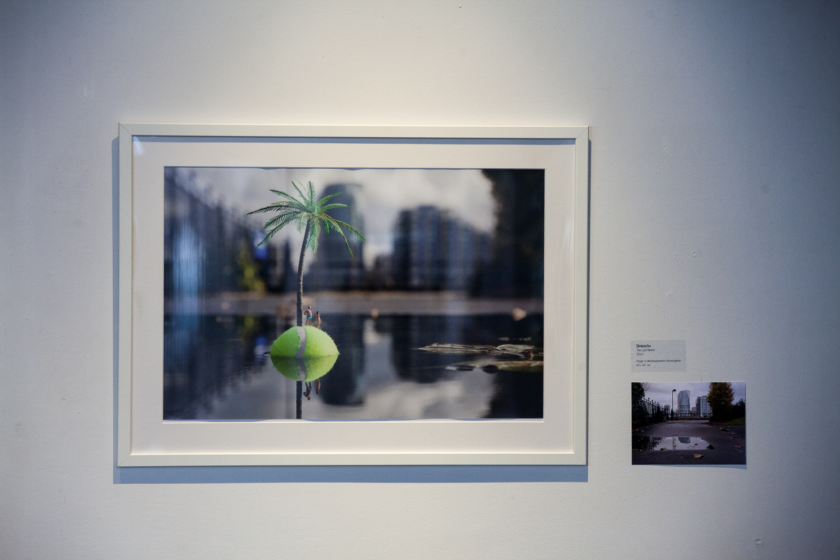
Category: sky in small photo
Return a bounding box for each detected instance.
[642,382,746,408]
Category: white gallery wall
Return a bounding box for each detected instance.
[1,1,838,558]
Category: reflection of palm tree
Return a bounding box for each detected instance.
[270,354,339,419]
[248,181,365,327]
[296,381,302,419]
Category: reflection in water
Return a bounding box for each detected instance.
[319,315,365,407]
[486,370,543,419]
[270,354,338,382]
[270,355,338,419]
[164,313,543,420]
[303,381,321,401]
[163,314,274,419]
[633,436,711,451]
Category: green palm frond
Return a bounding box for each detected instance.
[323,216,365,241]
[318,203,348,212]
[294,214,308,233]
[320,214,366,254]
[307,219,321,253]
[257,213,300,246]
[315,192,344,210]
[247,202,302,215]
[290,181,309,204]
[269,190,307,207]
[248,182,365,254]
[307,181,316,206]
[263,210,299,231]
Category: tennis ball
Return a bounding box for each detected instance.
[270,354,338,382]
[270,326,339,358]
[300,326,339,358]
[270,327,303,357]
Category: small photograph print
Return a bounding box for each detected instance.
[631,382,746,465]
[164,167,545,421]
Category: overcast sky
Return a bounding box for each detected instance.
[641,382,746,408]
[175,167,496,267]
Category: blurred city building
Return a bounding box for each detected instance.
[475,169,545,298]
[391,205,491,291]
[368,254,394,289]
[165,168,262,304]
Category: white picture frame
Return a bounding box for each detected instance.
[117,124,589,466]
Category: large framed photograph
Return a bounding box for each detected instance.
[117,124,589,466]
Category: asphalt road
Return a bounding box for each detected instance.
[632,419,746,465]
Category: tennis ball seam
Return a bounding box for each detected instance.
[295,327,307,358]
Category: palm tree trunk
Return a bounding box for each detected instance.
[296,219,311,327]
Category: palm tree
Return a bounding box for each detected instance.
[248,181,365,327]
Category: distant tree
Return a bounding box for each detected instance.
[631,382,649,427]
[237,245,266,293]
[248,181,364,326]
[707,382,734,421]
[731,398,746,419]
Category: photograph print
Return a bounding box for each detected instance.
[632,382,746,465]
[164,167,545,421]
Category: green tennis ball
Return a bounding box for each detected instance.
[300,326,339,358]
[270,326,339,358]
[270,327,303,357]
[271,354,338,382]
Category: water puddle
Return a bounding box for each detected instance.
[633,436,712,451]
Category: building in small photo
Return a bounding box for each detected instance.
[678,390,691,417]
[696,395,712,418]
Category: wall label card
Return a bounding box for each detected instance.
[631,340,686,372]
